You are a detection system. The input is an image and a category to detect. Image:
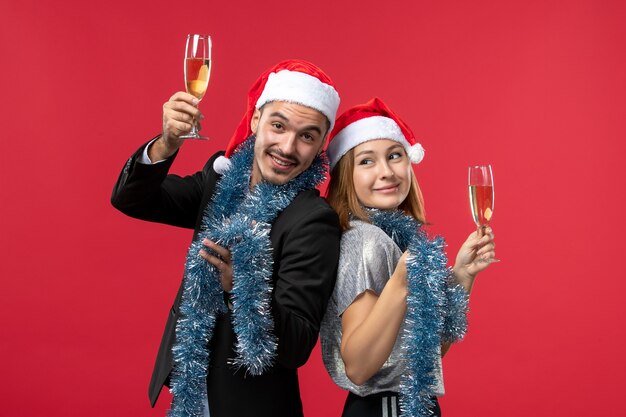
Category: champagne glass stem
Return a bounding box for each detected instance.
[475,224,500,263]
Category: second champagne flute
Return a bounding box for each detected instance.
[180,34,212,140]
[468,164,499,262]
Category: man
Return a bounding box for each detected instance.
[111,60,341,417]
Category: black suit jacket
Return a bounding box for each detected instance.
[111,142,341,417]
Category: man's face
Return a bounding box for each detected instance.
[250,101,329,187]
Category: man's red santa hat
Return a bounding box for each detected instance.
[326,97,425,170]
[213,59,341,174]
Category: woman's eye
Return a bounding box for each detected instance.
[389,152,403,160]
[358,158,373,165]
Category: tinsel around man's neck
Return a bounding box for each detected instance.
[167,135,328,417]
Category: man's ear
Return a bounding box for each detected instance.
[250,108,261,134]
[317,138,327,156]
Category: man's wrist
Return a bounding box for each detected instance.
[149,135,178,162]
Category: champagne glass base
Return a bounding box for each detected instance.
[179,134,209,140]
[475,257,500,264]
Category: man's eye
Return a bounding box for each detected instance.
[272,122,283,129]
[302,133,314,141]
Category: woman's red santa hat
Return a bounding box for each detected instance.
[326,97,425,170]
[213,59,341,174]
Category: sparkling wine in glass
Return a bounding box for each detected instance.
[180,34,212,140]
[468,164,499,262]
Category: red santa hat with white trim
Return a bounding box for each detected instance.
[213,59,341,174]
[326,97,425,171]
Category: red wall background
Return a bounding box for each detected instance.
[2,1,625,415]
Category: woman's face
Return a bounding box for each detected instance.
[352,139,413,210]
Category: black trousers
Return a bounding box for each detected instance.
[342,391,441,417]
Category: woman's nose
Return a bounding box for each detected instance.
[379,161,395,178]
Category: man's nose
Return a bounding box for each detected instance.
[280,133,297,155]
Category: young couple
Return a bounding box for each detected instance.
[112,59,496,417]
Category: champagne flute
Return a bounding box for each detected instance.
[468,164,499,262]
[180,34,212,140]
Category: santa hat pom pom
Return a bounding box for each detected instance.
[409,143,425,164]
[213,155,232,174]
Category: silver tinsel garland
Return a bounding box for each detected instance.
[368,209,469,417]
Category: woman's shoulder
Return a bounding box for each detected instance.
[341,219,399,261]
[343,219,393,244]
[334,219,400,304]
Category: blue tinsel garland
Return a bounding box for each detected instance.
[368,209,469,417]
[168,136,328,417]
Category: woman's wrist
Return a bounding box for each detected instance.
[452,265,476,294]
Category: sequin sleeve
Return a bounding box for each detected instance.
[334,220,402,316]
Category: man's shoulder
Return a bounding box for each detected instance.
[271,189,340,258]
[288,189,335,215]
[290,188,324,205]
[275,189,339,230]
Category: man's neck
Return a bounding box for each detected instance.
[249,162,261,190]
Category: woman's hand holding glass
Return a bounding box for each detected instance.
[452,228,496,293]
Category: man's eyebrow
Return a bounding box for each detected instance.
[303,125,323,135]
[267,112,323,135]
[268,111,289,121]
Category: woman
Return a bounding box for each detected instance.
[320,98,496,417]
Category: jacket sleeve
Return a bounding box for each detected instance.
[110,138,220,229]
[271,203,341,369]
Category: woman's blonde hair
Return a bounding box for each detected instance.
[327,147,426,231]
